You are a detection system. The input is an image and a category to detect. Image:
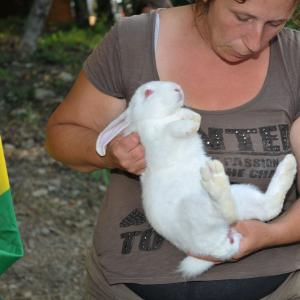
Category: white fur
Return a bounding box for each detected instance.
[96,81,297,278]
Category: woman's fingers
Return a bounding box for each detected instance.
[187,253,223,265]
[107,132,146,174]
[118,132,140,152]
[131,158,146,175]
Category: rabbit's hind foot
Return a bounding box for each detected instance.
[201,160,237,223]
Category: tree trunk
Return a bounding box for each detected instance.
[96,0,114,26]
[19,0,53,57]
[73,0,89,28]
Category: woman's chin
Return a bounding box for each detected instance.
[217,51,252,64]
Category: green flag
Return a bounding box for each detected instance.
[0,137,23,274]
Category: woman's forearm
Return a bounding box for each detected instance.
[45,123,108,173]
[46,123,146,174]
[268,199,300,246]
[231,198,300,260]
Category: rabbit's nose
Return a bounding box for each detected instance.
[174,88,183,98]
[175,87,183,96]
[174,88,183,97]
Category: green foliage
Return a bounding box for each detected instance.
[0,52,12,65]
[4,85,35,106]
[52,79,72,96]
[14,102,40,123]
[0,16,24,37]
[0,68,13,80]
[91,169,111,186]
[287,4,300,29]
[35,21,107,66]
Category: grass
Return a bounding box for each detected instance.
[35,21,108,67]
[0,68,13,80]
[90,169,111,186]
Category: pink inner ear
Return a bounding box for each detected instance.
[145,89,154,98]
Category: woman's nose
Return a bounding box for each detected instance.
[243,23,264,53]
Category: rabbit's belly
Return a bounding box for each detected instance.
[141,170,213,218]
[141,177,228,252]
[143,194,231,255]
[141,178,204,217]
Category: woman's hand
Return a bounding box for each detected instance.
[105,132,146,175]
[188,219,275,264]
[231,220,274,260]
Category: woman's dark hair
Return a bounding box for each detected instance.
[195,0,245,15]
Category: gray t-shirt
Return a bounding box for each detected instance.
[84,12,300,285]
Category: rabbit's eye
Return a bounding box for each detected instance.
[144,89,154,98]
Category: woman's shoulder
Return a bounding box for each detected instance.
[276,27,300,50]
[114,5,192,40]
[272,27,300,71]
[115,12,156,34]
[158,4,194,28]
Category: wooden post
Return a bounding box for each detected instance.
[47,0,73,24]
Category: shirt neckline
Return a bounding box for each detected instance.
[150,11,275,116]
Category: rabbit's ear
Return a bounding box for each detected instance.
[96,110,129,156]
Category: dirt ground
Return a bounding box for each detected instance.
[0,63,106,299]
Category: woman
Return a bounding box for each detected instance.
[45,0,300,299]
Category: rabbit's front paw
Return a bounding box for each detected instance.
[178,109,201,123]
[167,119,200,138]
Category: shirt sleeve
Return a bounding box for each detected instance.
[287,29,300,119]
[294,31,300,119]
[83,23,125,99]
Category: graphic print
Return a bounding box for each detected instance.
[120,123,291,254]
[120,209,164,254]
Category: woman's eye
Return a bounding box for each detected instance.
[236,14,250,22]
[267,21,284,28]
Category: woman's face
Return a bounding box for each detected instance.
[202,0,296,62]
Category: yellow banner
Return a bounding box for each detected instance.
[0,137,10,195]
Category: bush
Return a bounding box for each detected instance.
[287,4,300,29]
[35,21,108,67]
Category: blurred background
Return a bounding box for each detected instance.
[0,1,299,299]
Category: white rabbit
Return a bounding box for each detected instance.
[96,81,297,278]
